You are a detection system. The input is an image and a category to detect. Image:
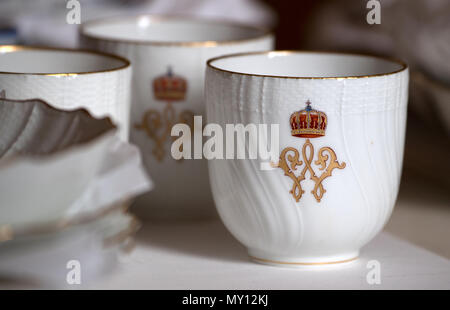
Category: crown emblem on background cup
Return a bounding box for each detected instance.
[290,100,327,138]
[135,66,194,161]
[153,66,187,102]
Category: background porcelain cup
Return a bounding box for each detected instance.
[0,45,131,140]
[205,51,409,266]
[80,15,274,220]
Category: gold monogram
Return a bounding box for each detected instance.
[277,100,345,203]
[276,139,346,202]
[135,67,194,162]
[134,103,194,161]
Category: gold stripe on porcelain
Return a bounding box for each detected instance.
[250,255,358,266]
[0,45,130,76]
[0,200,133,243]
[207,50,408,79]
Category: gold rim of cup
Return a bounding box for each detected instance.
[207,50,409,79]
[0,45,131,76]
[79,14,273,47]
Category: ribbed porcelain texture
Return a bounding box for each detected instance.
[80,24,274,219]
[205,62,409,265]
[0,54,131,141]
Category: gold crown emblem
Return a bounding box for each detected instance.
[153,67,187,101]
[290,100,327,138]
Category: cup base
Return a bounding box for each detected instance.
[248,249,359,268]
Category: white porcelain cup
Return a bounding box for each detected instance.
[205,51,409,266]
[0,45,131,140]
[80,15,274,220]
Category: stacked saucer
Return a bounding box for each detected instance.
[0,98,152,287]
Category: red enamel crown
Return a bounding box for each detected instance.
[290,101,327,138]
[153,67,187,101]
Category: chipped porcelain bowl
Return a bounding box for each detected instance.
[0,98,151,236]
[0,45,131,140]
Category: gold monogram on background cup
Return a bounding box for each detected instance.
[206,51,409,266]
[0,46,131,140]
[80,15,274,220]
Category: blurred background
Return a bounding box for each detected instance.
[0,0,449,258]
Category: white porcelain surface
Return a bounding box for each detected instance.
[80,15,274,219]
[0,209,136,287]
[0,46,132,140]
[205,51,409,265]
[0,98,151,232]
[82,16,268,43]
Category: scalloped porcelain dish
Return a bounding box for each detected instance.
[0,98,152,236]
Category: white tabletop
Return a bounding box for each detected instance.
[90,220,450,290]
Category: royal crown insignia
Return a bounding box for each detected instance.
[135,66,194,162]
[290,100,327,138]
[153,66,187,101]
[275,100,345,203]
